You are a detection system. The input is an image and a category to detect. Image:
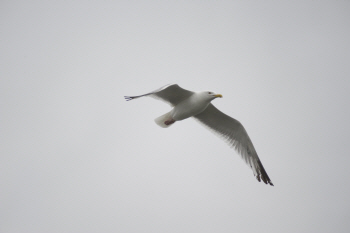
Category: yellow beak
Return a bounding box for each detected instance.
[214,94,223,98]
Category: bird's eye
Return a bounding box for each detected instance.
[208,92,212,94]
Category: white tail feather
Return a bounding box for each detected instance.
[154,112,175,128]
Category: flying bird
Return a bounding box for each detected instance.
[125,84,273,186]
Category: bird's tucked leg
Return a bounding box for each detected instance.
[154,112,175,128]
[164,119,176,125]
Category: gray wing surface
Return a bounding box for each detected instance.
[125,84,194,106]
[194,104,273,186]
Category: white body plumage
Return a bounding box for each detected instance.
[171,92,215,121]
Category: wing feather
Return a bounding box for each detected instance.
[194,104,273,186]
[124,84,194,106]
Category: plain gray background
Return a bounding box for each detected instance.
[1,1,349,233]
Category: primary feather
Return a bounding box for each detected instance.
[125,84,194,106]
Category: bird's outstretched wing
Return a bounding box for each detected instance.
[194,104,273,186]
[124,84,194,106]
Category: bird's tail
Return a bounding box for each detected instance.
[154,112,176,128]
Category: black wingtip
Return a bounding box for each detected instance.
[124,96,134,101]
[263,178,274,186]
[256,174,274,186]
[256,160,274,186]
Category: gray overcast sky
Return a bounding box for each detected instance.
[1,1,350,233]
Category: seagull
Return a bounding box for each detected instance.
[125,84,273,186]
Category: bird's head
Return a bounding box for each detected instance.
[199,91,223,101]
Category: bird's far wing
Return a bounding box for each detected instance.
[125,84,194,106]
[193,103,273,186]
